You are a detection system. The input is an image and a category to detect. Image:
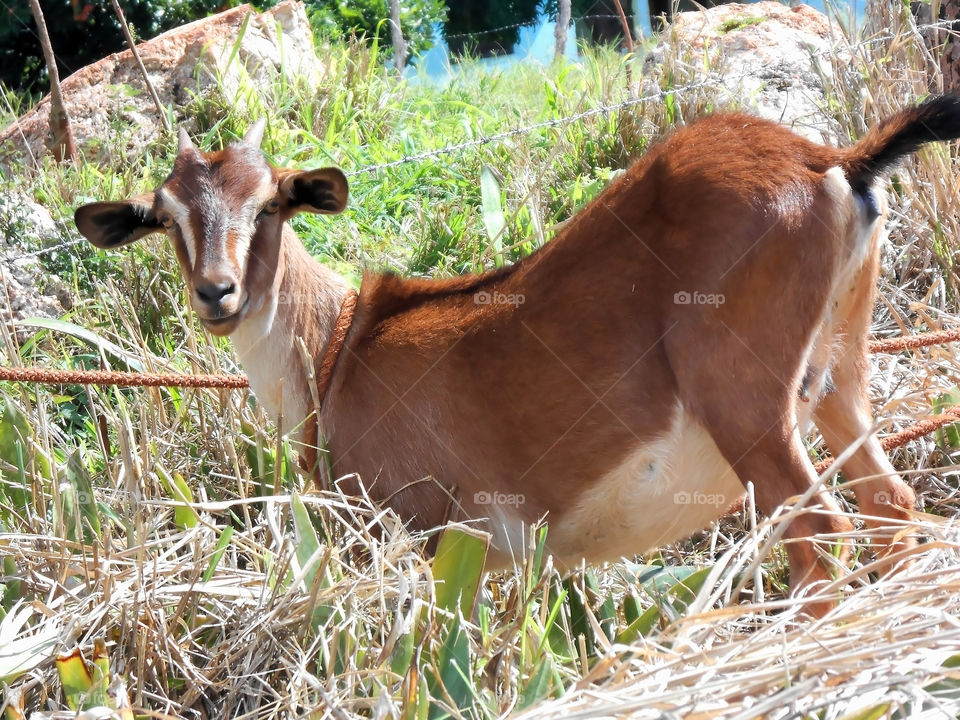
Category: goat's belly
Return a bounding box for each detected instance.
[489,408,744,567]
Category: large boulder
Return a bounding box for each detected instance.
[0,1,323,167]
[645,2,852,142]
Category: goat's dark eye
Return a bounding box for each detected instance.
[159,215,175,229]
[260,199,280,216]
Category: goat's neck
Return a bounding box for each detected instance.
[230,226,350,435]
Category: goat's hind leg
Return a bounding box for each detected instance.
[812,253,917,575]
[716,416,853,617]
[674,339,854,616]
[813,355,917,575]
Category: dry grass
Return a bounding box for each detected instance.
[2,2,960,718]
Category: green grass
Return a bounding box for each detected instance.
[2,3,960,717]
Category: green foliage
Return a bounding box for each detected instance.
[444,0,541,58]
[305,0,446,60]
[0,0,244,94]
[933,388,960,449]
[543,0,636,45]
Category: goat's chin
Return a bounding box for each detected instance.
[198,296,250,337]
[201,317,240,337]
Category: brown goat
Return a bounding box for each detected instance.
[75,97,960,616]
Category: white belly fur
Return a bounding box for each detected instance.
[539,404,744,565]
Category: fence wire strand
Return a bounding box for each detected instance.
[9,17,960,261]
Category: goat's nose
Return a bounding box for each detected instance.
[195,279,237,305]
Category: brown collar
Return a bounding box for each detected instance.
[316,288,358,406]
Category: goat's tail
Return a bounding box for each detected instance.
[841,94,960,190]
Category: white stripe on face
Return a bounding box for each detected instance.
[158,187,197,268]
[229,167,277,271]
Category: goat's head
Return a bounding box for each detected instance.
[74,121,349,336]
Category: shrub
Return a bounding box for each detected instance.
[0,0,239,95]
[306,0,447,60]
[444,0,541,58]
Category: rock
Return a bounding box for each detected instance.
[0,194,72,337]
[645,2,851,142]
[0,193,60,249]
[0,1,323,167]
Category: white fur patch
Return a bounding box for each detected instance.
[232,173,277,271]
[525,404,744,565]
[158,188,196,267]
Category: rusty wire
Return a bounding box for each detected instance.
[2,325,960,459]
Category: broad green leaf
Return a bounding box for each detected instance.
[563,575,594,652]
[542,579,572,657]
[56,649,93,710]
[623,593,642,625]
[291,492,333,628]
[56,645,108,711]
[0,398,38,513]
[622,563,703,594]
[586,571,617,643]
[617,601,662,642]
[1,553,21,614]
[432,526,489,620]
[291,492,321,589]
[58,482,78,543]
[92,638,110,693]
[390,617,417,677]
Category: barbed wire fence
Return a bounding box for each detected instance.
[5,0,959,265]
[12,13,959,264]
[5,2,960,463]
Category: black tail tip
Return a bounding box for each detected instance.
[914,93,960,142]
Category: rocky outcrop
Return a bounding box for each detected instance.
[646,2,851,142]
[0,1,323,167]
[0,195,72,335]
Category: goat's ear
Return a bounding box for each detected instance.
[279,168,348,215]
[74,194,162,249]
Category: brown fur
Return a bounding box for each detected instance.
[75,100,960,617]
